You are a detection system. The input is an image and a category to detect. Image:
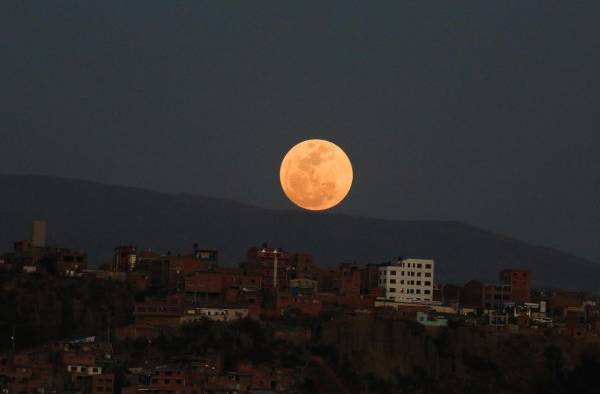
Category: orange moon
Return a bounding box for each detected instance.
[279,139,353,211]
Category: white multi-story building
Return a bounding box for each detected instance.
[378,258,435,302]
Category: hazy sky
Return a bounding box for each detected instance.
[1,1,599,260]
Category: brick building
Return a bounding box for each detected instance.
[276,294,323,316]
[113,245,137,272]
[462,280,484,308]
[337,264,361,296]
[500,269,532,303]
[360,263,382,295]
[483,284,512,309]
[290,252,317,279]
[134,255,170,292]
[133,294,185,327]
[245,245,292,290]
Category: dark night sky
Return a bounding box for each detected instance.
[1,1,599,261]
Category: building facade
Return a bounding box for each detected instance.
[379,258,435,302]
[500,269,532,303]
[483,284,512,309]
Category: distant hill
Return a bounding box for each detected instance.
[0,174,598,290]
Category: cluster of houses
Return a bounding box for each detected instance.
[0,338,114,394]
[1,221,600,393]
[0,336,300,394]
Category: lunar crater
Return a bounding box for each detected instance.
[280,139,353,211]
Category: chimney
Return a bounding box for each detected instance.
[31,220,47,248]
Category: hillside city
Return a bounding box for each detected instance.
[1,221,599,394]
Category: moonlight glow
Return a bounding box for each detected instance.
[279,139,353,211]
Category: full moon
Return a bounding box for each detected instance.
[279,139,353,211]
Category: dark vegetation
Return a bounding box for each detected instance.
[0,273,134,350]
[312,315,600,394]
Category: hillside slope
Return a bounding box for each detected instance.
[0,174,598,290]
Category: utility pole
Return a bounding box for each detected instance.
[273,249,279,290]
[107,310,111,344]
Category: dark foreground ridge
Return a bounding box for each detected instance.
[1,273,599,394]
[0,174,598,289]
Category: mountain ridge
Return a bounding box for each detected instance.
[0,174,598,291]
